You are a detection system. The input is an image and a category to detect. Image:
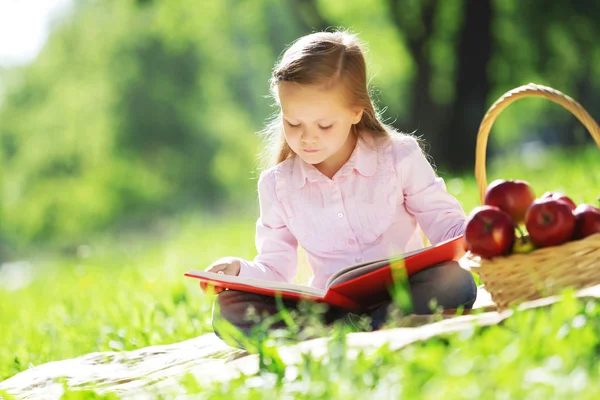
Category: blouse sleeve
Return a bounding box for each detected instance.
[235,169,299,283]
[395,137,467,244]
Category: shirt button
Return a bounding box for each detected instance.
[348,239,356,245]
[337,212,344,218]
[355,256,362,262]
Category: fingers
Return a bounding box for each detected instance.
[200,269,227,294]
[200,281,225,294]
[200,260,238,294]
[206,263,227,273]
[229,260,241,276]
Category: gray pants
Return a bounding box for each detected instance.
[211,262,477,348]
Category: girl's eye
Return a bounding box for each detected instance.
[319,125,333,131]
[286,121,301,128]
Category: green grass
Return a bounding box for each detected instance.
[1,145,599,397]
[0,213,258,382]
[196,293,600,399]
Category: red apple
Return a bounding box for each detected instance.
[525,199,576,247]
[542,191,577,210]
[572,204,600,239]
[484,179,536,223]
[465,206,515,259]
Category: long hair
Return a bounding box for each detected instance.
[258,30,406,169]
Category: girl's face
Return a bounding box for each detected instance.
[278,82,363,177]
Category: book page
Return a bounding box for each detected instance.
[185,270,326,298]
[324,246,432,289]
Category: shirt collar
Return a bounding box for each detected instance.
[291,136,378,189]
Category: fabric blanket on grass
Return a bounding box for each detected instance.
[2,285,599,399]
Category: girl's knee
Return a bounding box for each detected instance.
[417,261,474,288]
[410,261,477,313]
[212,290,263,330]
[213,290,245,323]
[211,291,254,348]
[446,263,477,307]
[441,261,476,286]
[211,290,291,344]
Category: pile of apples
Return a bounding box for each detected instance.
[465,179,600,259]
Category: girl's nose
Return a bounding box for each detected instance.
[301,129,317,144]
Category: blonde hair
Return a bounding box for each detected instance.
[259,30,404,169]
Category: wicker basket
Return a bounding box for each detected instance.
[466,83,600,311]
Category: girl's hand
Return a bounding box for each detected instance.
[200,258,241,294]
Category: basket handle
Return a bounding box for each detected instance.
[475,83,600,203]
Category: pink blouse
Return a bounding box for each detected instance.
[235,134,466,289]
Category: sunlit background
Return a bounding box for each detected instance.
[0,0,598,257]
[0,0,72,68]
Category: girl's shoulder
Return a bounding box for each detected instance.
[256,156,296,197]
[369,131,423,163]
[259,156,295,181]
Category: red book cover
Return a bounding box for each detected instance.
[185,235,466,311]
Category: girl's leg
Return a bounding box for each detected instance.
[211,290,348,348]
[408,260,477,314]
[212,290,299,338]
[368,261,477,329]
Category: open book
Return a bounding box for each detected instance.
[185,235,466,311]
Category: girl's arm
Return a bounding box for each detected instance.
[234,170,299,283]
[396,137,467,244]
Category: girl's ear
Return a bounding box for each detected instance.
[352,108,364,124]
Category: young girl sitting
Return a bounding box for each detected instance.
[201,30,477,346]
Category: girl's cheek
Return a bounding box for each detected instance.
[285,129,302,141]
[283,130,299,146]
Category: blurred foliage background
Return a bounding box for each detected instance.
[1,0,599,256]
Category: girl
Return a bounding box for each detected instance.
[202,30,477,346]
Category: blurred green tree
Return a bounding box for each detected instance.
[0,0,598,249]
